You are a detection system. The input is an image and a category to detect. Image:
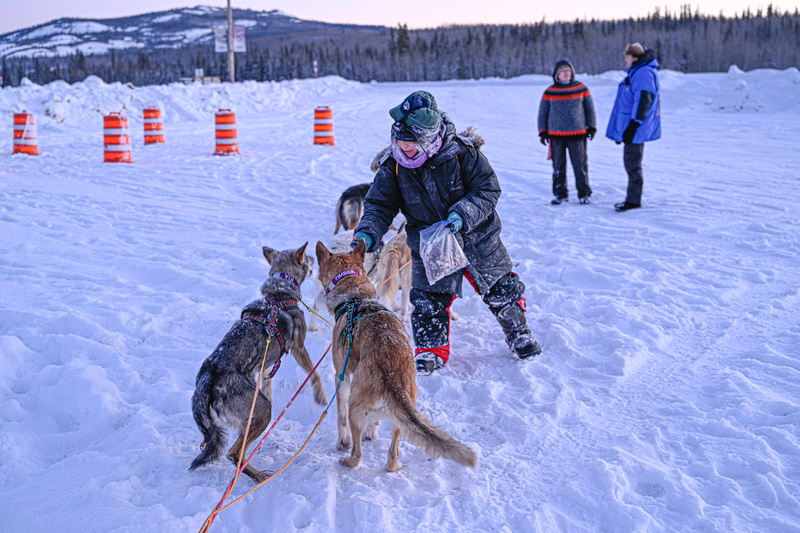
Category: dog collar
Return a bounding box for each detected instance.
[272,272,300,287]
[326,269,360,295]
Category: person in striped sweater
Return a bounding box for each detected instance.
[537,60,597,205]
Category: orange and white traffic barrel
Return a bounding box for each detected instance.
[313,106,335,146]
[143,106,165,144]
[214,109,239,155]
[13,111,39,155]
[103,112,133,163]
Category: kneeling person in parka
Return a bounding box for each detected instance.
[353,91,542,375]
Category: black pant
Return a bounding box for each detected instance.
[551,137,591,199]
[623,143,645,205]
[410,272,530,362]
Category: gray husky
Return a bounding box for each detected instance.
[190,243,328,483]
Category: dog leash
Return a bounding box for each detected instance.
[375,259,411,289]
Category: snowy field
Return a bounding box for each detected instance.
[1,67,799,532]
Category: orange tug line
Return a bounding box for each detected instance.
[200,342,332,533]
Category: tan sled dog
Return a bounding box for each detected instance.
[316,239,477,471]
[375,230,412,320]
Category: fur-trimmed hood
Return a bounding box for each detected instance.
[370,123,486,173]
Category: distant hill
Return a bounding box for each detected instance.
[1,6,797,86]
[0,5,383,59]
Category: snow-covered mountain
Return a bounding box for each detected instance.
[0,5,379,59]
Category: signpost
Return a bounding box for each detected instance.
[213,1,246,82]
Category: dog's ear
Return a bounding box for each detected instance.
[351,238,366,265]
[397,220,406,234]
[293,242,309,266]
[315,241,330,264]
[262,246,278,265]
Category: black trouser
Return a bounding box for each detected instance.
[551,137,591,199]
[410,272,530,363]
[623,143,645,205]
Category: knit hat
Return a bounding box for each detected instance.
[389,91,441,131]
[552,60,574,83]
[624,42,645,59]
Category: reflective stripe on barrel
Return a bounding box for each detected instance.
[13,112,40,155]
[214,109,239,155]
[104,112,133,163]
[314,106,334,146]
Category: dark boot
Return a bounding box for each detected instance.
[490,301,542,359]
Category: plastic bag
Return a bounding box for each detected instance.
[419,221,469,285]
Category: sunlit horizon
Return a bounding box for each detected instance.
[2,1,798,35]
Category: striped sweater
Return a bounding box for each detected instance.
[537,81,596,137]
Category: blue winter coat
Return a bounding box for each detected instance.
[606,50,661,144]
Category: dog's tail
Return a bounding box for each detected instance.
[386,390,478,468]
[189,379,226,471]
[339,197,364,232]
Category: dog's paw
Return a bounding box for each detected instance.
[340,456,360,469]
[386,460,403,473]
[451,310,461,321]
[337,438,351,451]
[246,468,274,484]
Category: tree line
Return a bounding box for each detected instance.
[2,6,799,87]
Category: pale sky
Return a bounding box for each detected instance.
[2,1,798,35]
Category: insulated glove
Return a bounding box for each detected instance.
[539,131,549,146]
[352,232,373,251]
[446,211,463,233]
[622,120,639,144]
[586,127,596,140]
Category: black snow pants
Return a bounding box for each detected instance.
[623,143,645,205]
[551,137,591,200]
[410,272,531,364]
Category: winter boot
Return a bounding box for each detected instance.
[490,300,542,359]
[415,351,445,375]
[551,196,568,205]
[615,201,641,212]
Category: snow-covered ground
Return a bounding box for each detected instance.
[1,67,799,532]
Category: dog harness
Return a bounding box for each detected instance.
[325,269,361,295]
[243,294,298,379]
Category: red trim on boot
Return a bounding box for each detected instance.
[414,295,455,364]
[517,296,527,312]
[415,345,450,364]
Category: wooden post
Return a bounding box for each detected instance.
[227,0,235,82]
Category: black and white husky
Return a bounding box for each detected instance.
[334,183,371,235]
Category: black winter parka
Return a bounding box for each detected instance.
[355,113,513,297]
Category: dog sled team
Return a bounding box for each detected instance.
[187,44,663,482]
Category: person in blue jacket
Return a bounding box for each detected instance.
[606,43,661,212]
